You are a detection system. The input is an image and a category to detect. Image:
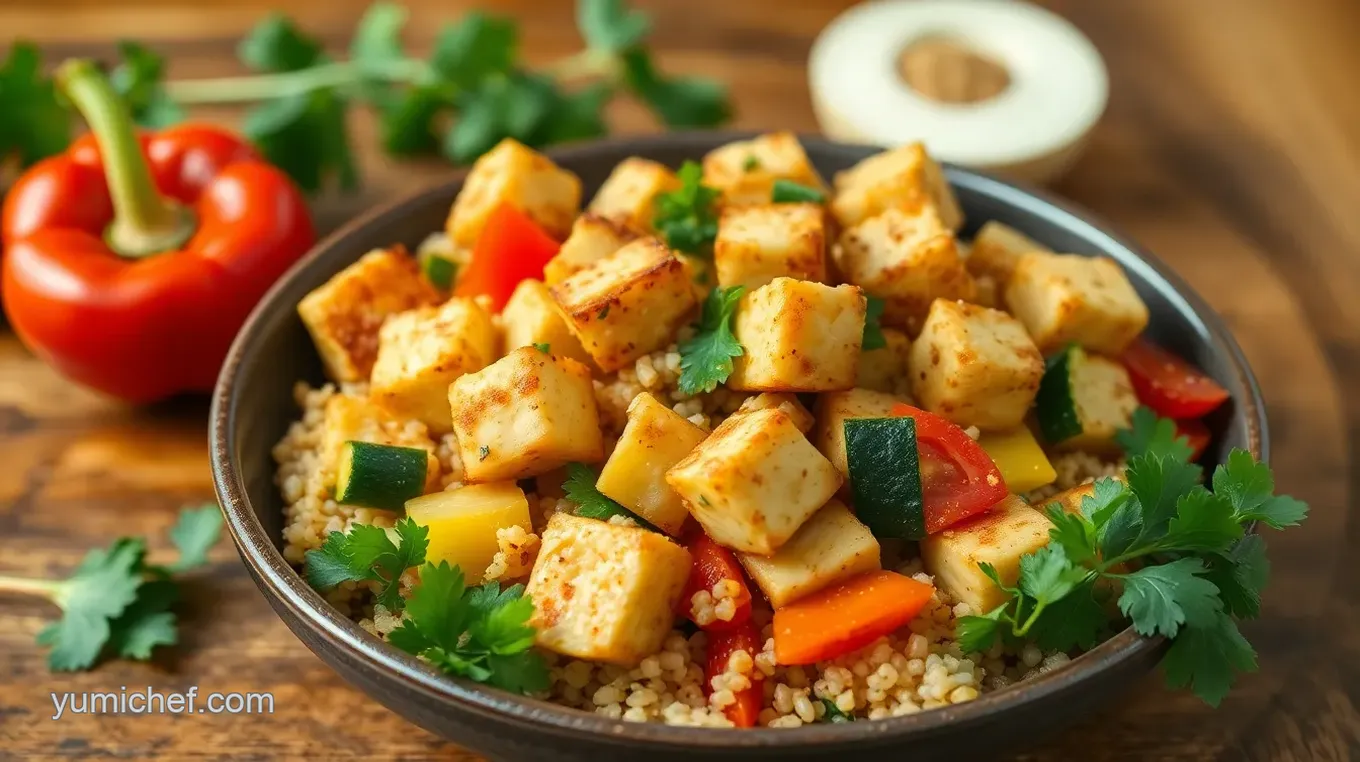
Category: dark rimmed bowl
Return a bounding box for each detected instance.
[210,132,1266,762]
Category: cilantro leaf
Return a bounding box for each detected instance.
[820,698,855,723]
[956,607,1005,654]
[1044,504,1098,567]
[1125,452,1203,543]
[978,561,1020,597]
[1029,581,1108,651]
[534,82,611,145]
[105,578,180,660]
[304,518,428,611]
[1116,406,1194,462]
[563,462,629,520]
[578,0,652,53]
[401,561,469,651]
[771,179,826,204]
[430,12,518,90]
[0,43,71,168]
[1161,486,1243,553]
[470,593,538,655]
[378,85,446,156]
[109,42,184,128]
[43,538,147,671]
[621,48,731,128]
[166,504,223,572]
[654,160,721,255]
[350,3,408,79]
[1212,449,1309,529]
[678,285,745,395]
[1018,544,1086,606]
[861,295,887,351]
[1160,610,1257,706]
[1204,535,1270,620]
[1115,558,1222,638]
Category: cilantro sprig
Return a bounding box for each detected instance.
[0,504,223,671]
[2,0,731,192]
[677,285,745,395]
[562,462,657,529]
[653,160,722,256]
[957,406,1308,706]
[305,516,428,611]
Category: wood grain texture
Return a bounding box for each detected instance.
[1,0,1356,759]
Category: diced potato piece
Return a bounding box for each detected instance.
[977,427,1056,495]
[544,213,637,285]
[811,388,906,482]
[449,347,603,482]
[667,408,842,555]
[587,157,680,233]
[596,393,707,537]
[1004,253,1150,355]
[501,279,592,365]
[1056,353,1139,453]
[920,494,1053,613]
[728,278,865,392]
[447,138,582,247]
[907,299,1044,430]
[369,298,498,433]
[527,512,692,665]
[737,500,880,608]
[714,203,826,290]
[550,238,696,372]
[835,206,975,333]
[735,393,815,433]
[320,394,440,492]
[405,483,531,583]
[298,247,440,382]
[856,327,912,395]
[702,131,828,206]
[830,142,963,231]
[967,221,1051,285]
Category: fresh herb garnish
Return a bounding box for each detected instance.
[533,342,551,353]
[861,294,887,351]
[820,698,855,723]
[563,462,627,520]
[771,178,826,204]
[957,406,1308,706]
[0,43,71,170]
[479,445,491,461]
[0,504,223,671]
[742,154,760,172]
[653,160,721,256]
[305,517,429,611]
[677,285,745,395]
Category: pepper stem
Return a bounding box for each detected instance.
[56,60,197,258]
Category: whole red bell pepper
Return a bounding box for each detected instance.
[1,59,314,402]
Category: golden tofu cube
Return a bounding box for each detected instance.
[298,247,440,382]
[527,512,692,665]
[835,206,975,333]
[1004,253,1150,355]
[907,299,1044,430]
[666,407,842,555]
[320,394,440,493]
[920,494,1053,613]
[449,347,604,483]
[856,327,913,395]
[811,388,906,482]
[702,131,828,206]
[501,279,592,365]
[728,278,866,392]
[596,392,708,537]
[447,138,582,247]
[369,298,498,433]
[737,500,880,608]
[830,142,963,231]
[967,221,1051,285]
[714,203,827,290]
[1055,352,1139,454]
[550,238,697,372]
[735,393,815,433]
[544,213,637,285]
[587,157,680,233]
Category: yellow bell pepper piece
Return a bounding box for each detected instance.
[978,427,1057,494]
[405,482,531,582]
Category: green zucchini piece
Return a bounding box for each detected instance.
[418,249,458,290]
[335,441,428,511]
[1035,344,1084,444]
[844,417,925,540]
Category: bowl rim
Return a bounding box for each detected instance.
[209,130,1267,750]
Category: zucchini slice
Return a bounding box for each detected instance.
[844,417,925,540]
[1034,344,1139,452]
[335,441,429,510]
[1035,344,1084,443]
[418,248,459,290]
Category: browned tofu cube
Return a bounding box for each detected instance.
[587,157,681,233]
[830,142,963,231]
[714,203,827,290]
[728,278,866,392]
[447,138,581,247]
[543,213,637,285]
[1004,253,1150,355]
[702,132,829,206]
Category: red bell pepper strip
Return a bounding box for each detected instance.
[1176,417,1212,462]
[773,570,935,665]
[675,532,753,633]
[1121,338,1230,419]
[889,403,1009,533]
[1,60,314,403]
[454,202,560,311]
[704,622,764,727]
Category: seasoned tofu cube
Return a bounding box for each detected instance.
[596,393,708,537]
[449,347,604,482]
[447,138,582,247]
[735,393,815,433]
[587,157,680,233]
[501,279,592,365]
[830,142,963,231]
[666,408,842,555]
[550,238,697,372]
[527,513,692,665]
[835,206,975,333]
[369,298,498,433]
[907,299,1044,430]
[737,500,880,608]
[920,494,1053,613]
[856,327,912,395]
[702,131,828,206]
[811,388,906,482]
[714,203,827,289]
[1004,253,1150,355]
[320,394,440,493]
[967,221,1051,285]
[298,247,440,382]
[544,213,637,285]
[728,278,866,392]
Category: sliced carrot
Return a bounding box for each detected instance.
[773,570,935,665]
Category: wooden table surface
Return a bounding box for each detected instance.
[2,0,1357,759]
